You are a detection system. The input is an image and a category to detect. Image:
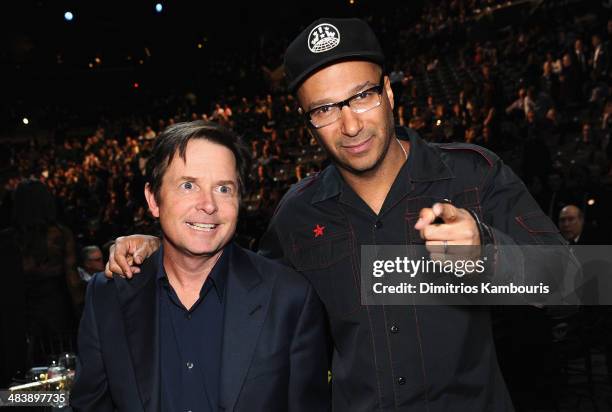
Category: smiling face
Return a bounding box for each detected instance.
[297,61,396,176]
[145,139,239,259]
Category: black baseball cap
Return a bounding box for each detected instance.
[284,17,385,92]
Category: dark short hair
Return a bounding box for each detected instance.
[145,121,250,202]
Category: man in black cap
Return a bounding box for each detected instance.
[107,18,571,411]
[269,18,521,411]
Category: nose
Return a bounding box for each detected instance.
[195,190,218,215]
[339,105,363,137]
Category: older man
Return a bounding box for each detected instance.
[78,245,104,282]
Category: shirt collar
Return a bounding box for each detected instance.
[311,126,454,204]
[156,243,231,301]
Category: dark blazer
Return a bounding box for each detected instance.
[70,243,330,412]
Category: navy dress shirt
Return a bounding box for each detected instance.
[158,247,228,412]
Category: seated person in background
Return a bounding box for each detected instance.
[558,204,601,245]
[77,245,104,283]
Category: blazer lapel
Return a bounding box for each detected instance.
[115,250,162,412]
[219,244,272,410]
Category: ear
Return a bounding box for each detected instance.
[306,126,324,149]
[306,125,316,139]
[144,183,160,218]
[384,75,394,110]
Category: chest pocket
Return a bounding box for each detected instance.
[290,231,359,317]
[451,187,482,214]
[405,196,438,244]
[404,189,482,244]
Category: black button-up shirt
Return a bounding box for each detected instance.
[158,247,228,412]
[260,127,566,412]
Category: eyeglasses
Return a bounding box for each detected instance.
[302,75,385,129]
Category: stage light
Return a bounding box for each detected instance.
[197,43,203,49]
[64,11,74,21]
[94,57,101,64]
[588,198,595,206]
[22,118,29,125]
[155,3,163,13]
[133,82,139,88]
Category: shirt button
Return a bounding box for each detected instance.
[374,220,383,229]
[390,325,399,333]
[397,376,406,385]
[186,362,194,370]
[186,314,191,320]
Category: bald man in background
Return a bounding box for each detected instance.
[558,205,602,245]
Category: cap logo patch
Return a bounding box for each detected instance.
[308,23,341,53]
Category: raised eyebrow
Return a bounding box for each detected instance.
[216,180,237,187]
[178,177,236,187]
[308,80,378,110]
[178,176,198,182]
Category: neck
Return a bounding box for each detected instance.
[339,137,409,215]
[162,241,224,307]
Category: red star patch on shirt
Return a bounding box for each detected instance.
[313,224,325,238]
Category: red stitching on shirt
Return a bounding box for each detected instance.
[296,172,320,194]
[441,146,494,168]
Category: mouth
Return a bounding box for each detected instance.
[185,222,219,232]
[342,136,373,155]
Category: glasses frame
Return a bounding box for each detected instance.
[303,75,385,129]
